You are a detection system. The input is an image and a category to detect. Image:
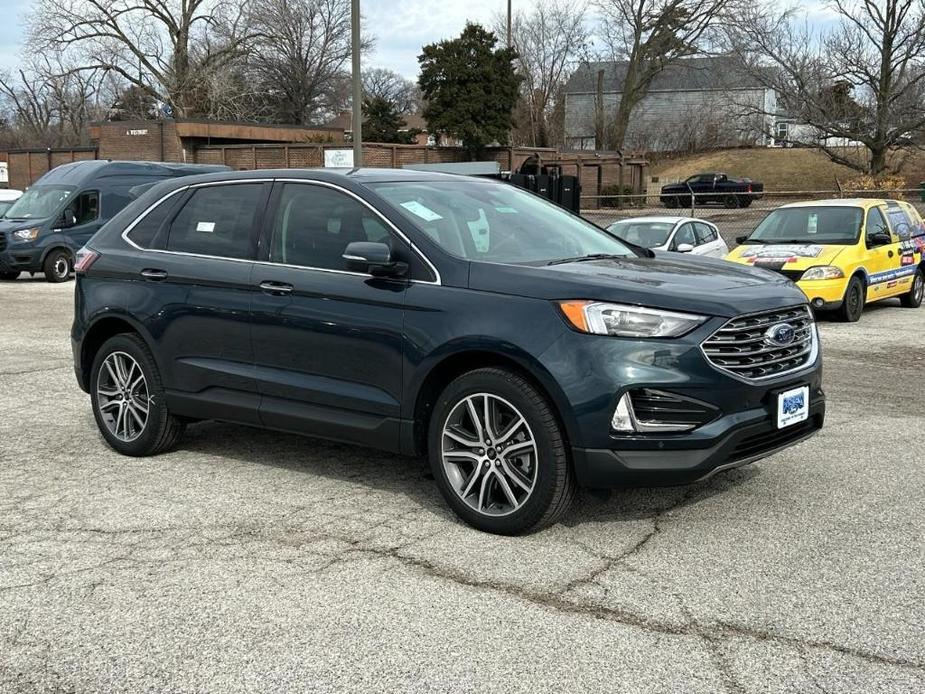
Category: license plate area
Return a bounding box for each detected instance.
[776,385,809,429]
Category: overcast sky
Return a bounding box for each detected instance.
[1,0,837,79]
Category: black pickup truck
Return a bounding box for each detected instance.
[660,172,763,209]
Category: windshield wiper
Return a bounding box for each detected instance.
[546,253,628,266]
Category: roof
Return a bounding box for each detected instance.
[610,216,691,225]
[565,56,768,94]
[36,160,229,186]
[779,198,898,209]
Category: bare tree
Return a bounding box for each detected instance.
[29,0,254,118]
[496,2,589,148]
[594,0,732,150]
[362,67,420,115]
[247,0,370,125]
[723,0,925,175]
[0,53,105,147]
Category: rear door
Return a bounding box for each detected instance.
[129,180,271,424]
[693,221,725,256]
[250,180,414,451]
[862,204,901,302]
[883,201,920,297]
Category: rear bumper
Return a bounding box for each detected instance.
[571,396,825,487]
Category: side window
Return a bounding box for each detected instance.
[885,204,913,241]
[694,222,716,245]
[269,183,396,271]
[166,184,264,259]
[672,223,696,249]
[865,207,891,249]
[65,191,100,227]
[126,193,182,249]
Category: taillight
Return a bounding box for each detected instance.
[747,184,752,193]
[74,248,100,274]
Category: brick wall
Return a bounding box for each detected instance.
[6,148,98,190]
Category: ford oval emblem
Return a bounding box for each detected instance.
[765,322,796,347]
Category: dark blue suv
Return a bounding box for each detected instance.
[71,169,825,534]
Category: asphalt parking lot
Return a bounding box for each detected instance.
[1,278,923,693]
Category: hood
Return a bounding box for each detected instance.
[468,252,806,318]
[726,243,847,271]
[0,218,48,233]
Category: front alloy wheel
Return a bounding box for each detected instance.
[429,368,576,535]
[442,393,538,517]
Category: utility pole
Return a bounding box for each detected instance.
[351,0,363,167]
[507,0,512,48]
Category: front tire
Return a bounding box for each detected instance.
[43,250,71,283]
[901,268,924,308]
[428,368,576,535]
[838,276,865,322]
[90,334,185,456]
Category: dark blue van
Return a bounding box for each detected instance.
[0,160,229,282]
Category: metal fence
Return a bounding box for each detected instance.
[581,189,925,248]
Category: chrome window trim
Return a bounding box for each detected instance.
[120,177,442,285]
[699,304,819,384]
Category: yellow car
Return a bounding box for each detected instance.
[726,198,925,321]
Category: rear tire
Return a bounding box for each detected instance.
[0,271,19,281]
[723,194,740,209]
[90,333,186,456]
[43,250,71,283]
[838,276,865,322]
[428,367,576,535]
[900,268,924,308]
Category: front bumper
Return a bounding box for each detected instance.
[572,394,825,487]
[0,246,42,273]
[796,278,847,307]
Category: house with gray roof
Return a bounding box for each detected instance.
[563,56,776,152]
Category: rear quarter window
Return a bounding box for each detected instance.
[125,193,183,249]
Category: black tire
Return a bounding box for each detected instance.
[0,271,19,281]
[723,194,740,209]
[740,199,753,208]
[901,268,924,308]
[43,249,72,283]
[428,367,577,535]
[838,276,865,322]
[89,333,185,456]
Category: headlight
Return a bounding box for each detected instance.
[800,265,844,281]
[558,301,707,337]
[12,227,40,242]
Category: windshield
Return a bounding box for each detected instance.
[748,206,862,245]
[608,221,673,248]
[4,186,73,220]
[0,201,15,216]
[368,180,634,264]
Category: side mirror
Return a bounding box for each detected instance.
[869,231,892,247]
[675,243,695,253]
[58,208,77,228]
[735,234,749,245]
[342,241,408,278]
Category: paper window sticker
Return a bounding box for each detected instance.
[196,221,216,233]
[400,200,443,222]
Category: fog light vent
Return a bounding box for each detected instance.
[612,389,718,433]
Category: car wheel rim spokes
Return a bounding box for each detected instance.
[441,393,538,517]
[97,351,149,442]
[915,275,923,302]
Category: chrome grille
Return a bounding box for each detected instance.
[701,305,816,381]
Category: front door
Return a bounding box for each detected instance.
[250,181,411,451]
[62,190,102,250]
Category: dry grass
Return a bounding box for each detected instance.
[649,147,925,193]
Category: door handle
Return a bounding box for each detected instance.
[259,281,293,295]
[140,269,168,281]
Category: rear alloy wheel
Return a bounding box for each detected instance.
[901,268,924,308]
[723,194,740,209]
[429,368,576,535]
[43,250,71,283]
[0,271,19,281]
[838,276,865,322]
[90,334,185,456]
